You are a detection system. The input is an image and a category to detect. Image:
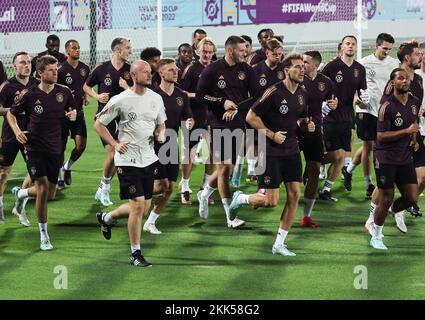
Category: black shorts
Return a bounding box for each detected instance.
[356,113,377,141]
[298,132,325,163]
[117,164,155,200]
[375,162,417,189]
[0,142,25,167]
[26,151,61,184]
[413,137,425,168]
[257,153,302,189]
[62,117,87,140]
[210,128,245,164]
[323,121,352,152]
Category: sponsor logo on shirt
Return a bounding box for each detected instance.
[128,112,137,120]
[34,104,43,114]
[65,76,73,85]
[217,80,226,89]
[394,117,403,127]
[259,77,267,87]
[104,75,112,86]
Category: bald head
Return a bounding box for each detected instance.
[130,60,152,88]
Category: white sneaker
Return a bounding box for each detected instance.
[272,244,296,256]
[227,217,245,228]
[197,191,209,219]
[40,239,53,251]
[370,238,388,250]
[12,208,30,227]
[394,211,407,233]
[364,216,374,236]
[143,223,162,235]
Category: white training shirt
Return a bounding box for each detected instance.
[357,54,399,117]
[97,88,167,168]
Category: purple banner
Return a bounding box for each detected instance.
[255,0,357,24]
[0,0,50,32]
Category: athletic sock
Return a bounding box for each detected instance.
[274,228,288,247]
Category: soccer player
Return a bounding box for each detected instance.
[228,53,315,255]
[299,51,336,227]
[0,52,38,225]
[241,35,253,61]
[57,40,90,188]
[319,35,368,200]
[95,60,166,267]
[192,29,217,62]
[370,68,420,250]
[84,37,133,206]
[176,43,193,83]
[196,36,260,228]
[246,28,275,66]
[180,37,217,205]
[0,59,6,85]
[30,34,66,76]
[344,33,398,199]
[7,55,77,250]
[233,38,284,185]
[140,47,162,89]
[143,58,194,234]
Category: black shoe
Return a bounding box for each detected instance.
[57,180,65,190]
[130,250,152,267]
[342,166,352,191]
[365,184,375,199]
[318,190,338,202]
[64,170,72,185]
[96,211,111,240]
[407,205,422,217]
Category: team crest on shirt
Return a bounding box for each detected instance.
[30,167,37,175]
[117,167,123,175]
[104,74,112,86]
[80,68,87,77]
[318,82,326,92]
[176,97,184,107]
[354,68,359,78]
[335,71,343,83]
[298,95,305,105]
[412,106,418,115]
[259,77,267,87]
[128,112,137,120]
[123,71,131,81]
[14,91,21,104]
[238,71,246,81]
[56,93,64,102]
[128,185,136,194]
[277,71,284,80]
[263,176,271,185]
[394,117,403,127]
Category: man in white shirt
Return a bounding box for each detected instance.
[345,33,399,199]
[94,60,166,267]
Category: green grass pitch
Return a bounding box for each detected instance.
[1,98,425,300]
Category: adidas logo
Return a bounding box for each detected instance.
[396,112,401,117]
[260,73,266,78]
[66,73,71,76]
[281,99,287,104]
[337,71,343,74]
[219,75,225,80]
[35,99,41,104]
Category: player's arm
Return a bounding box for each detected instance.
[246,109,285,144]
[0,81,9,116]
[183,93,195,129]
[6,91,28,144]
[180,66,196,99]
[83,83,109,104]
[64,88,78,121]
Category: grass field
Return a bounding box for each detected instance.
[1,98,425,300]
